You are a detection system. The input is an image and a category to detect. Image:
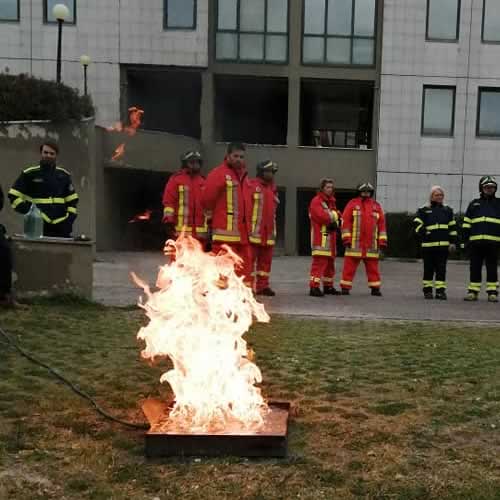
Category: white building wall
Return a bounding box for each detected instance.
[0,0,208,125]
[378,0,500,214]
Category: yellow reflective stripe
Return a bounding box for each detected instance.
[67,207,77,214]
[321,225,327,249]
[449,220,457,226]
[449,231,458,236]
[341,231,352,238]
[56,166,71,175]
[379,233,387,240]
[252,193,260,232]
[226,180,233,231]
[340,279,352,285]
[51,215,69,224]
[352,211,359,248]
[177,186,185,229]
[256,271,270,276]
[31,197,66,204]
[426,224,450,230]
[422,280,434,287]
[11,197,24,208]
[9,188,28,199]
[366,252,380,258]
[463,217,472,223]
[23,166,41,174]
[414,217,424,225]
[470,235,500,242]
[471,217,500,224]
[212,234,241,242]
[164,207,175,214]
[368,281,381,287]
[422,241,450,247]
[266,239,275,246]
[486,282,499,290]
[249,236,262,244]
[65,193,79,202]
[462,223,471,229]
[469,282,481,291]
[312,250,331,256]
[345,249,362,257]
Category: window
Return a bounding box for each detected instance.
[477,88,500,137]
[164,0,196,29]
[303,0,376,65]
[426,0,460,41]
[216,0,289,63]
[421,86,456,137]
[0,0,19,21]
[44,0,75,24]
[482,0,500,42]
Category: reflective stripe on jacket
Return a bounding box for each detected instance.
[309,192,340,257]
[248,178,278,246]
[462,196,500,244]
[413,203,456,248]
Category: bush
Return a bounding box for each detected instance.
[385,212,419,259]
[0,73,94,122]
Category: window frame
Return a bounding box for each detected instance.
[43,0,76,25]
[301,0,377,67]
[215,0,290,64]
[481,0,500,44]
[421,85,456,138]
[476,87,500,138]
[164,0,197,30]
[0,0,20,22]
[425,0,461,42]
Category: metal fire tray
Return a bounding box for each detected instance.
[143,400,290,458]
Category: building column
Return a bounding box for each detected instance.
[200,71,214,147]
[284,184,298,255]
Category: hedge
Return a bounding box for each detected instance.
[0,73,94,122]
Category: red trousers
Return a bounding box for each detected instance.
[309,256,335,288]
[250,245,274,292]
[212,242,253,287]
[340,257,381,289]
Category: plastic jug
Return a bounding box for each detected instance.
[24,203,44,239]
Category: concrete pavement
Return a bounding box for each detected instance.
[93,253,500,323]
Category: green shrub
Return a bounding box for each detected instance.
[0,73,94,122]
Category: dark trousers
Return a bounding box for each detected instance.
[43,222,71,238]
[468,242,499,294]
[0,229,12,296]
[422,247,448,290]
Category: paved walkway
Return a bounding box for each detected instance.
[94,253,500,323]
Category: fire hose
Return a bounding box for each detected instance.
[0,326,148,430]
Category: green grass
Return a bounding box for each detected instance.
[1,301,500,499]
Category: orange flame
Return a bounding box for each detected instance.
[107,106,144,161]
[111,143,125,161]
[128,209,153,223]
[134,236,270,432]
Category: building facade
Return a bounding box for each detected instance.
[377,0,500,213]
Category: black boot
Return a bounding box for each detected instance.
[341,288,350,296]
[423,287,433,300]
[309,287,324,297]
[371,288,382,297]
[435,289,447,300]
[256,287,276,296]
[324,286,341,295]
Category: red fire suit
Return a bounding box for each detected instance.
[162,169,208,242]
[247,178,279,292]
[340,196,387,290]
[309,192,341,289]
[202,160,252,285]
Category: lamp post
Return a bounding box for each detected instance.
[52,3,70,83]
[80,54,91,96]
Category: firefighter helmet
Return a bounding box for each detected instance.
[181,151,202,166]
[357,182,375,194]
[479,175,497,192]
[256,160,278,176]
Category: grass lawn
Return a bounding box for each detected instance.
[1,299,500,499]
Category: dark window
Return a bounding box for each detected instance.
[421,85,456,137]
[165,0,196,30]
[482,0,500,43]
[44,0,76,24]
[477,87,500,137]
[426,0,460,41]
[303,0,376,65]
[0,0,19,21]
[216,0,289,63]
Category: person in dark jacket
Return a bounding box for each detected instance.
[462,176,500,302]
[413,186,457,300]
[8,141,79,237]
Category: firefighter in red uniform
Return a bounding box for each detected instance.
[248,160,279,296]
[340,182,387,296]
[202,143,253,286]
[162,151,208,243]
[309,178,341,297]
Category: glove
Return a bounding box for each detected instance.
[343,240,351,248]
[326,222,338,232]
[448,244,456,254]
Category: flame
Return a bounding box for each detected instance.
[107,106,144,161]
[134,236,270,432]
[128,209,153,223]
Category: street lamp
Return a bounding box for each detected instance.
[52,3,70,83]
[80,54,91,96]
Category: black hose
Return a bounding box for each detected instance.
[0,326,149,430]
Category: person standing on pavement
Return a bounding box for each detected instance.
[340,182,387,296]
[308,178,341,297]
[413,186,457,300]
[8,141,79,237]
[162,151,208,245]
[462,176,500,302]
[202,143,253,287]
[248,160,279,296]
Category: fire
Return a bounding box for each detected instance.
[128,209,153,223]
[107,106,144,161]
[134,236,270,432]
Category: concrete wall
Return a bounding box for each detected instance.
[0,0,209,125]
[378,0,500,213]
[0,119,96,240]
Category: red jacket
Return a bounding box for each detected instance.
[309,192,340,257]
[341,196,387,259]
[247,178,279,246]
[202,161,251,245]
[162,169,208,239]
